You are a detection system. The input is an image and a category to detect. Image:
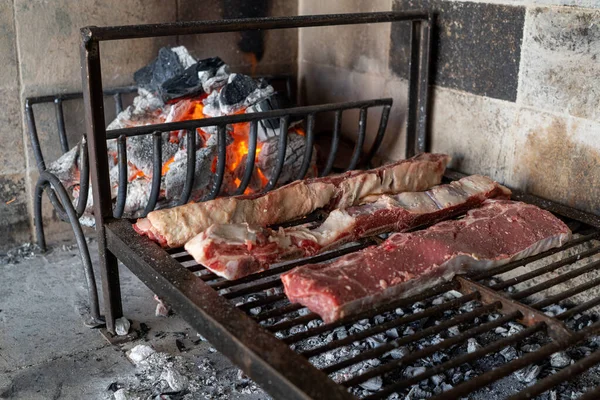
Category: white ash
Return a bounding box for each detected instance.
[500,346,518,361]
[127,344,156,365]
[515,364,542,383]
[550,351,572,368]
[0,242,41,264]
[171,46,196,69]
[115,317,131,336]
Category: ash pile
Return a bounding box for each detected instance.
[108,343,268,400]
[48,46,315,225]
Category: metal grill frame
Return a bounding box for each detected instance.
[80,11,600,400]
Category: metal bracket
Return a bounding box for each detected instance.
[456,276,573,344]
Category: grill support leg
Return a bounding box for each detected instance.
[81,31,124,336]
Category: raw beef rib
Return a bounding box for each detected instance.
[185,175,511,280]
[134,153,450,248]
[281,200,572,323]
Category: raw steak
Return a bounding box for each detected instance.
[134,153,450,248]
[185,175,511,280]
[281,200,572,323]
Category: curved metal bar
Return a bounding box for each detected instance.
[320,110,342,177]
[143,132,163,215]
[114,135,128,218]
[75,136,90,218]
[36,171,103,325]
[34,178,48,252]
[348,107,367,171]
[114,93,124,114]
[234,120,258,195]
[54,99,70,154]
[295,114,315,180]
[206,125,227,201]
[177,129,196,206]
[363,104,391,167]
[263,116,289,192]
[25,100,46,171]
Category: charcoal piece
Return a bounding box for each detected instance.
[160,57,226,103]
[359,376,382,391]
[550,352,572,368]
[163,145,217,203]
[514,364,541,383]
[219,74,258,106]
[134,47,185,92]
[127,133,179,178]
[257,132,317,185]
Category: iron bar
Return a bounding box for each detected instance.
[364,104,391,167]
[254,304,305,322]
[321,110,342,177]
[511,259,600,300]
[469,232,600,280]
[348,108,367,170]
[331,303,502,377]
[75,136,90,217]
[209,239,376,291]
[428,321,600,400]
[557,296,600,320]
[234,120,258,195]
[237,293,287,311]
[205,125,227,201]
[177,129,196,206]
[490,246,600,290]
[531,275,600,310]
[284,282,460,344]
[142,132,163,215]
[114,135,128,218]
[84,12,430,41]
[106,98,393,139]
[81,36,123,334]
[507,348,600,400]
[54,99,69,153]
[296,113,315,180]
[301,293,477,358]
[366,322,545,400]
[263,116,289,191]
[114,93,124,114]
[222,279,283,300]
[343,310,519,388]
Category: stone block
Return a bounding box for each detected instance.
[0,173,32,249]
[518,7,600,121]
[391,0,525,102]
[0,88,25,175]
[512,109,600,215]
[178,0,298,76]
[428,87,519,184]
[14,0,177,93]
[0,0,18,89]
[299,0,392,75]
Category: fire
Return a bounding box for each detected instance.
[161,156,176,175]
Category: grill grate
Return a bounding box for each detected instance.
[123,186,600,399]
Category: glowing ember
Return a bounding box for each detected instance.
[161,156,176,176]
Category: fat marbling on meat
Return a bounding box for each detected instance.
[185,175,511,280]
[281,200,572,323]
[134,153,450,248]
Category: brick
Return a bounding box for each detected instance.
[391,0,525,101]
[518,7,600,120]
[299,0,392,75]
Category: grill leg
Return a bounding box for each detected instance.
[35,172,104,327]
[99,247,123,334]
[34,179,47,252]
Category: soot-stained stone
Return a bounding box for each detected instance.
[160,57,226,102]
[391,0,525,102]
[219,74,258,106]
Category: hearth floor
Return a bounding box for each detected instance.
[0,238,268,400]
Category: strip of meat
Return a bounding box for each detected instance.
[134,153,450,248]
[281,200,572,323]
[185,175,511,280]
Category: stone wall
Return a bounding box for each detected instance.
[298,0,600,216]
[0,0,297,250]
